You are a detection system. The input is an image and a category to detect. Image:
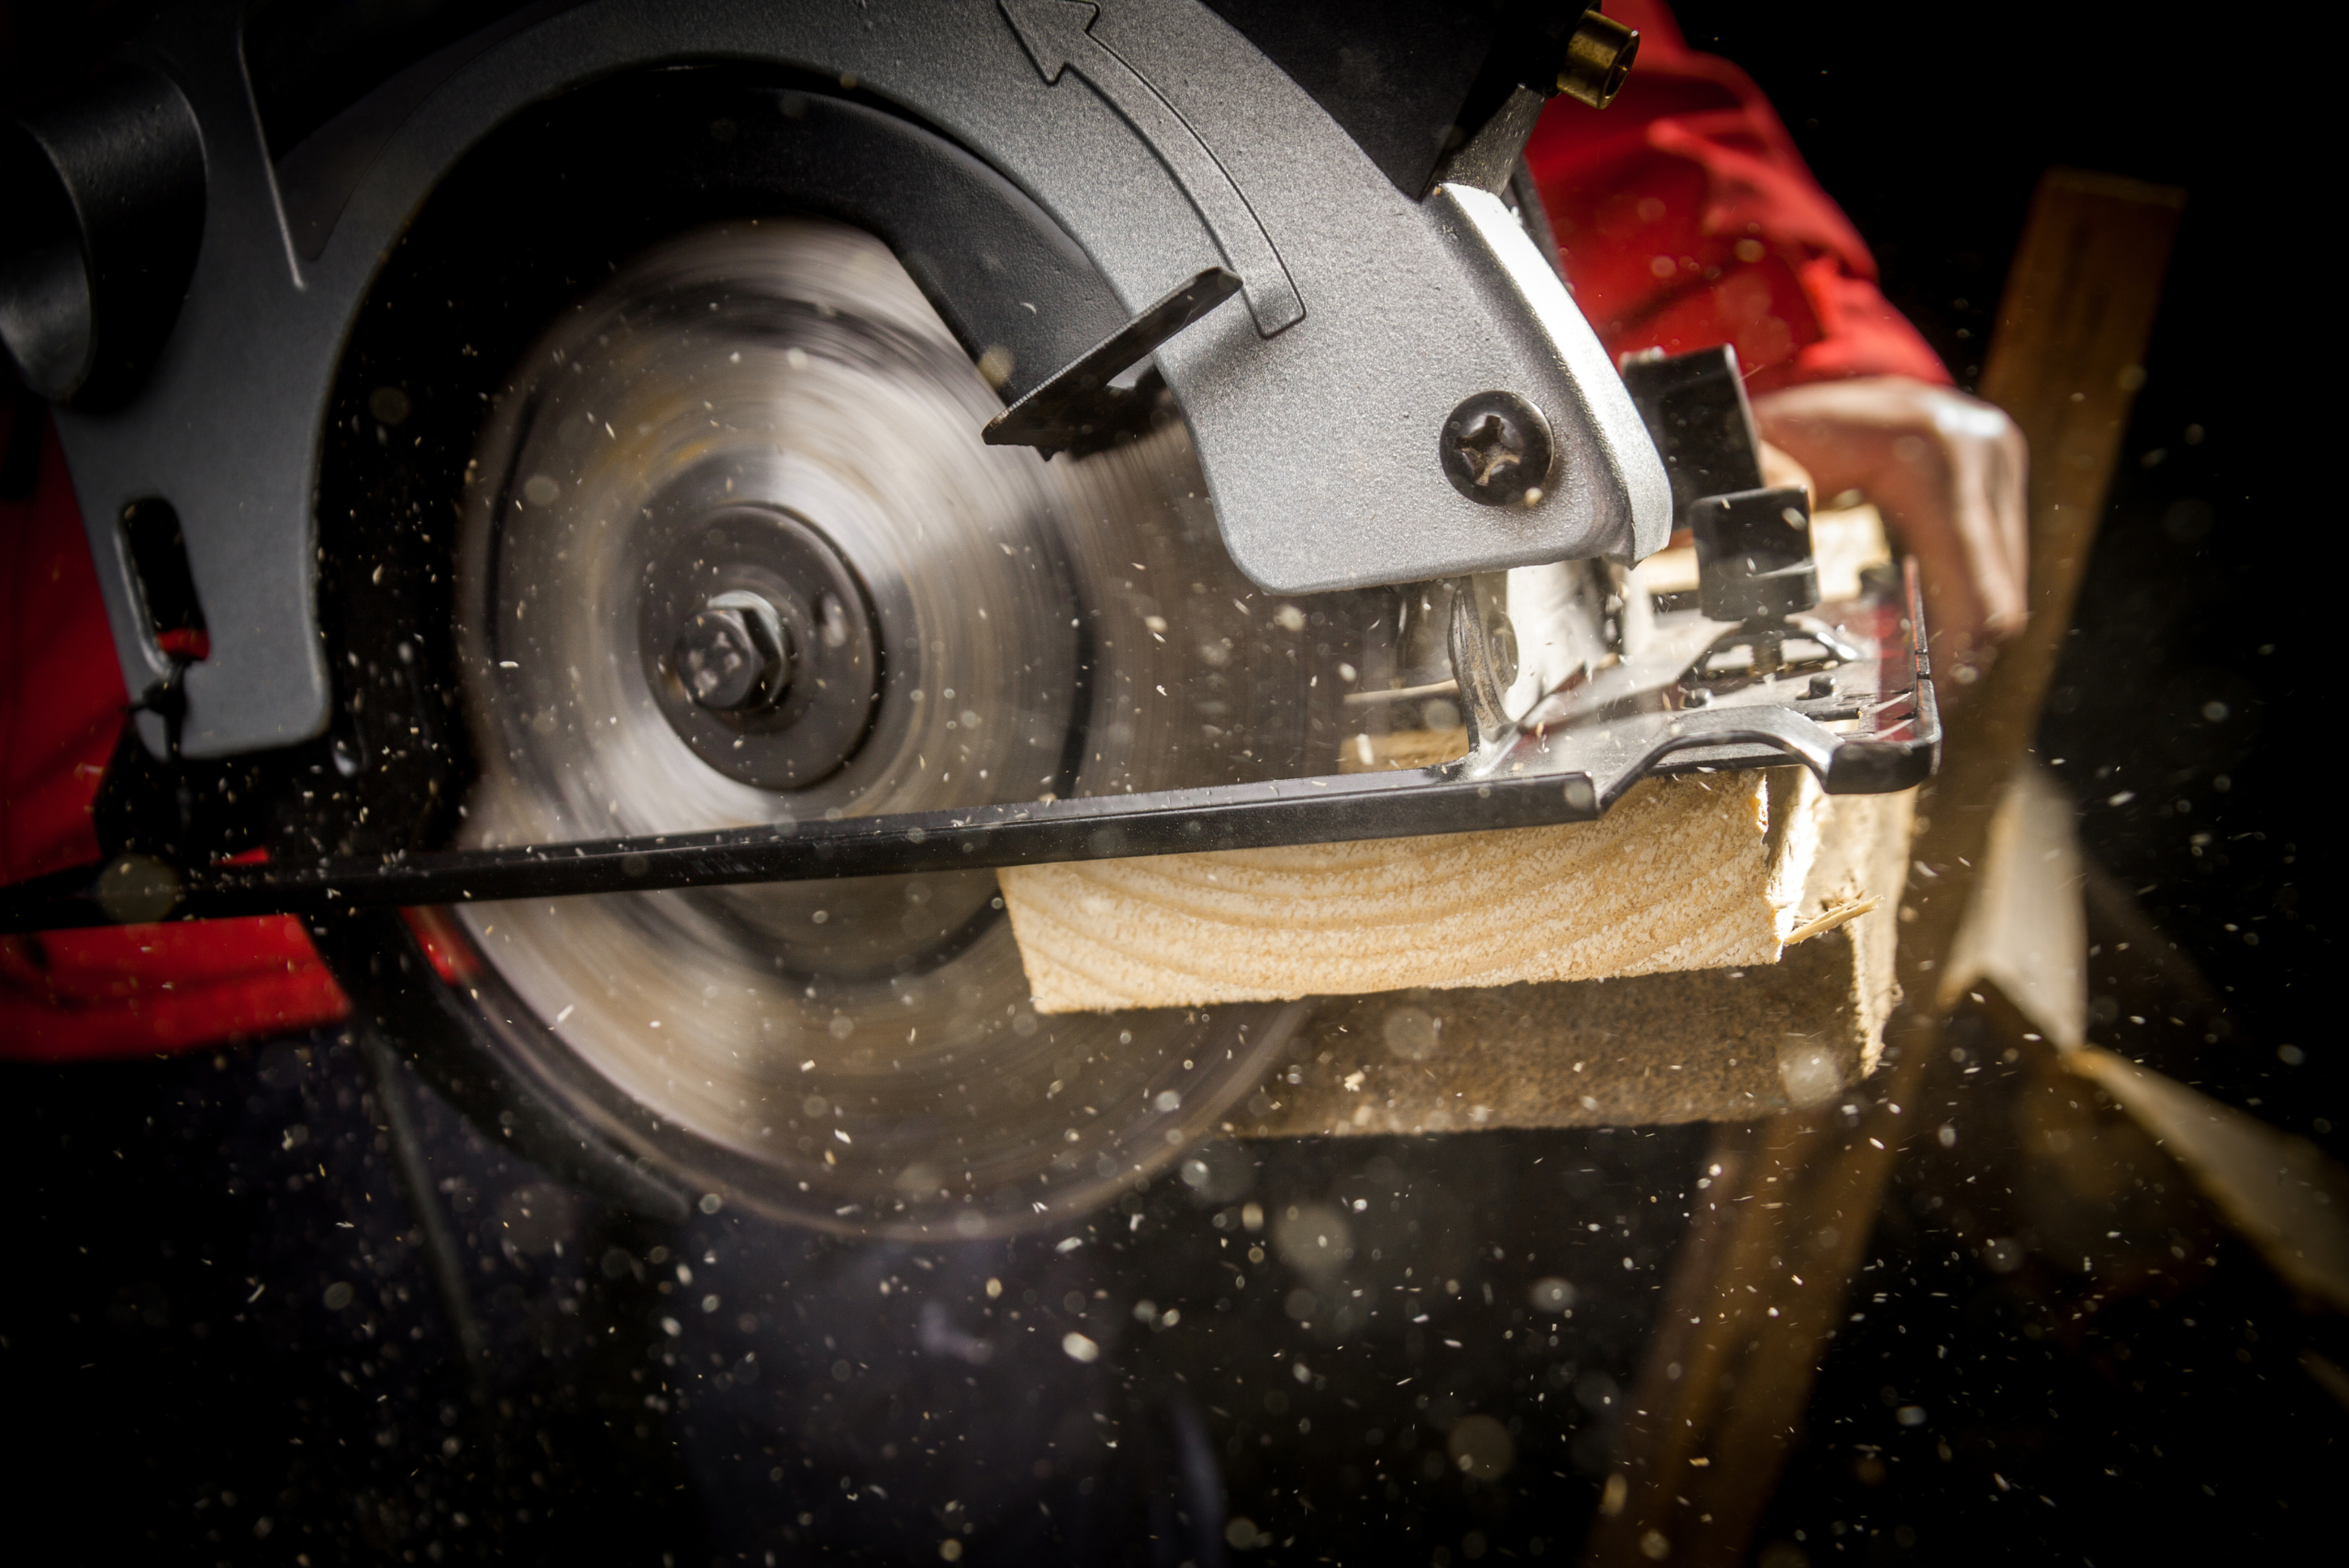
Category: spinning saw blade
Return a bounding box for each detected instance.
[447,219,1325,1237]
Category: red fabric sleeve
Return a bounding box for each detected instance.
[0,400,348,1062]
[1524,0,1949,393]
[1,415,120,887]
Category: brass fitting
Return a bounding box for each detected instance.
[1557,10,1640,109]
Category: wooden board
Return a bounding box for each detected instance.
[1940,760,2087,1047]
[2065,1048,2349,1312]
[999,769,1830,1015]
[1226,783,1913,1134]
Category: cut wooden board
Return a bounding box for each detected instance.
[1940,760,2087,1048]
[1226,783,1913,1134]
[2065,1048,2349,1312]
[1000,769,1829,1015]
[1937,763,2349,1312]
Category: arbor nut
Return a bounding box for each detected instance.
[672,593,793,712]
[1439,392,1554,507]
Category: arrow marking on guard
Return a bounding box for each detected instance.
[999,0,1304,336]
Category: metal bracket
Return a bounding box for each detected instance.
[984,265,1240,457]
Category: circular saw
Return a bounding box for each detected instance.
[1,0,1933,1238]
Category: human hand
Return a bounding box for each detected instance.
[1751,376,2029,689]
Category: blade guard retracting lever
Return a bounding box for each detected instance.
[1620,345,1862,687]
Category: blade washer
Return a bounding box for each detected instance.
[637,504,882,790]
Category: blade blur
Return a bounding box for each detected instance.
[448,219,1329,1237]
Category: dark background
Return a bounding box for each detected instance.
[1672,0,2329,1130]
[4,3,2336,1565]
[1670,3,2338,1561]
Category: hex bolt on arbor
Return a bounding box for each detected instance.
[671,591,793,712]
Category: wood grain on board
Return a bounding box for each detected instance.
[1227,782,1914,1134]
[1001,770,1832,1015]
